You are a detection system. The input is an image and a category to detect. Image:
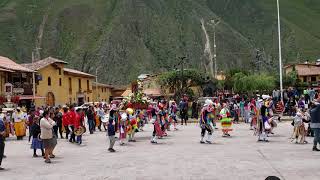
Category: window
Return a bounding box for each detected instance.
[69,77,72,93]
[48,77,51,86]
[58,68,61,75]
[59,78,62,86]
[87,80,90,91]
[303,76,307,82]
[311,76,317,82]
[87,97,90,102]
[78,78,81,91]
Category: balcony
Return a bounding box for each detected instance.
[310,81,319,87]
[12,82,33,95]
[86,89,93,94]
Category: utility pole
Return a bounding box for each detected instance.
[277,0,283,102]
[32,51,36,103]
[209,19,220,78]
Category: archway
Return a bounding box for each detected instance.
[46,92,55,106]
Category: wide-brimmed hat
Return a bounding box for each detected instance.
[110,104,118,111]
[262,95,270,100]
[204,99,213,106]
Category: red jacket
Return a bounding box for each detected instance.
[62,112,69,126]
[68,110,77,127]
[74,113,81,128]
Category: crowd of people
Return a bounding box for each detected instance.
[196,90,320,148]
[0,89,320,170]
[198,95,278,143]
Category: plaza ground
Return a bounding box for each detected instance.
[1,122,320,180]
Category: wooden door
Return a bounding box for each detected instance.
[46,92,55,106]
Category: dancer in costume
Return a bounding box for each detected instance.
[158,103,167,137]
[257,101,269,142]
[107,106,118,152]
[127,108,137,142]
[150,104,160,144]
[62,106,70,139]
[219,103,233,137]
[249,104,258,130]
[75,108,84,145]
[169,101,178,131]
[199,100,214,144]
[12,107,26,140]
[291,108,309,144]
[68,105,76,143]
[119,113,127,145]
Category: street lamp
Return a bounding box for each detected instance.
[209,19,220,79]
[277,0,283,102]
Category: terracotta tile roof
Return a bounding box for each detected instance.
[92,82,114,88]
[0,67,14,72]
[21,57,67,71]
[121,89,132,97]
[294,64,320,76]
[63,68,95,78]
[0,56,34,72]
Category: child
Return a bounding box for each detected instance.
[30,116,44,157]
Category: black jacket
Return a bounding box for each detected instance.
[310,104,320,129]
[31,123,41,138]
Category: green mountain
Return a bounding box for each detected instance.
[0,0,319,85]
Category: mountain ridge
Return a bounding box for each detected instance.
[0,0,319,85]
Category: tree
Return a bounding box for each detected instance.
[232,73,276,94]
[224,69,250,90]
[282,70,298,87]
[158,69,208,100]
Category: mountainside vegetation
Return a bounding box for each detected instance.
[0,0,319,85]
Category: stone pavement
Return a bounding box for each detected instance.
[1,122,319,180]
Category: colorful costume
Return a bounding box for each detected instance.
[151,106,161,144]
[250,105,258,130]
[220,106,233,137]
[13,110,27,140]
[200,101,214,144]
[126,108,137,142]
[158,108,168,137]
[169,102,178,130]
[291,110,308,144]
[119,113,127,145]
[257,104,269,142]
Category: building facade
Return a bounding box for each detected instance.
[0,56,35,108]
[63,68,95,105]
[92,82,113,102]
[22,57,95,106]
[284,63,320,87]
